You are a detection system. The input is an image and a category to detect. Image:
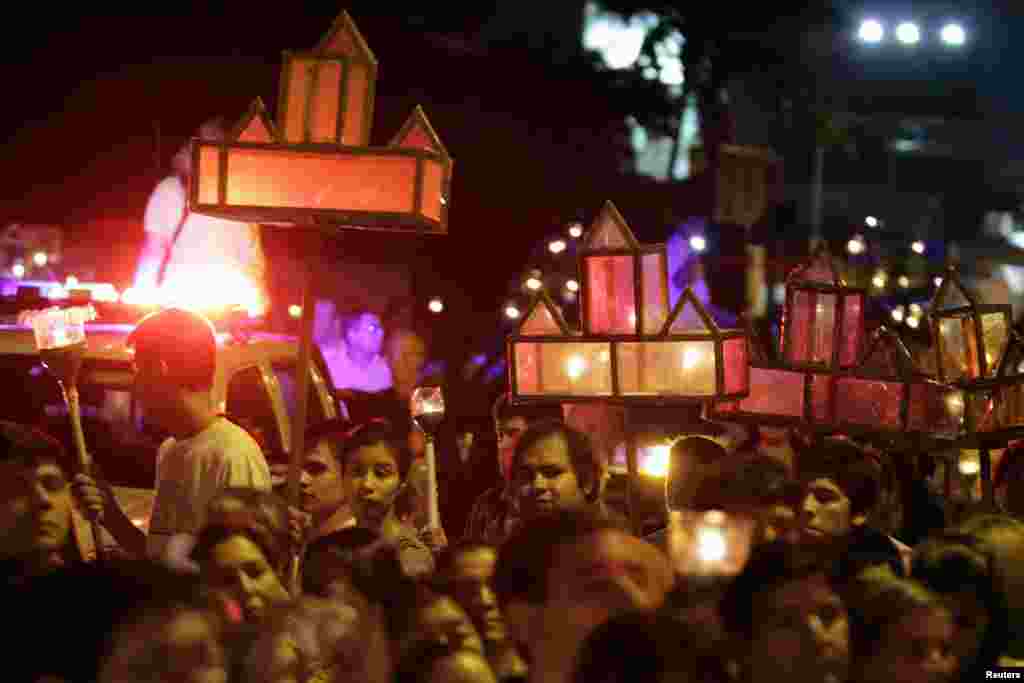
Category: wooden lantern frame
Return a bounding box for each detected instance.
[930,265,1014,387]
[781,245,867,372]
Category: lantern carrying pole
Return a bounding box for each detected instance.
[624,407,639,535]
[288,232,319,508]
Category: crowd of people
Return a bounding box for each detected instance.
[7,303,1024,683]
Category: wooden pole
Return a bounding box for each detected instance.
[624,408,639,535]
[288,234,318,507]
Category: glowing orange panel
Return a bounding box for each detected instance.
[732,367,805,418]
[342,63,370,146]
[723,337,748,396]
[310,61,342,144]
[585,255,635,334]
[282,58,313,144]
[197,147,221,205]
[618,340,716,397]
[835,378,903,429]
[514,342,540,394]
[420,159,445,223]
[225,149,417,213]
[641,253,668,334]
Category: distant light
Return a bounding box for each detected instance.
[909,303,923,316]
[696,526,728,563]
[865,216,879,228]
[898,275,911,289]
[934,276,944,288]
[65,275,79,288]
[526,277,543,291]
[896,22,920,45]
[428,297,444,314]
[12,263,25,279]
[505,305,521,320]
[872,272,888,289]
[959,451,980,476]
[941,23,966,47]
[858,19,884,44]
[906,316,921,329]
[891,306,905,323]
[689,235,707,252]
[847,236,866,255]
[568,223,584,239]
[288,304,302,319]
[911,241,926,255]
[640,444,671,478]
[549,239,567,255]
[566,279,580,293]
[33,252,47,267]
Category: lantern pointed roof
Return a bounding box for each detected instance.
[518,291,570,336]
[390,106,449,158]
[931,265,976,312]
[855,326,917,376]
[787,244,847,287]
[663,287,720,335]
[230,98,279,144]
[310,10,378,64]
[584,201,639,250]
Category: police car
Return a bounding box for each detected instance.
[0,277,342,530]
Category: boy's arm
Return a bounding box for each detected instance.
[72,473,148,557]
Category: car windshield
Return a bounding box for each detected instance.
[0,354,162,489]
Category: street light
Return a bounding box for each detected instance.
[847,234,866,255]
[568,223,584,239]
[505,304,521,320]
[896,22,921,45]
[858,19,884,44]
[428,297,444,313]
[865,216,879,228]
[549,239,567,254]
[941,23,966,47]
[689,235,707,253]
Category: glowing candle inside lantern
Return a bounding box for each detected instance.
[682,345,709,370]
[697,526,728,563]
[566,354,587,380]
[640,444,671,478]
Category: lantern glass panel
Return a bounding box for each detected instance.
[907,383,963,438]
[938,315,979,382]
[342,62,372,146]
[841,294,865,367]
[990,384,1024,433]
[936,281,971,311]
[813,294,837,365]
[585,255,635,334]
[981,312,1009,377]
[520,302,561,336]
[641,252,669,334]
[421,160,445,223]
[810,373,832,423]
[834,378,904,429]
[309,61,343,144]
[723,337,749,396]
[730,367,805,417]
[588,214,631,249]
[197,146,220,204]
[617,340,716,396]
[514,341,612,396]
[785,290,812,364]
[225,148,417,212]
[282,58,314,143]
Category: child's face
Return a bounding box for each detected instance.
[343,443,403,524]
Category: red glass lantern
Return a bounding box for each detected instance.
[781,247,866,370]
[579,201,669,336]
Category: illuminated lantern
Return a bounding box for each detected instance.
[579,201,669,336]
[833,327,964,440]
[781,246,866,370]
[509,291,613,399]
[973,332,1024,442]
[190,11,452,233]
[930,266,1012,385]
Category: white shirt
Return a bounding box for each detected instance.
[321,341,393,393]
[142,176,266,291]
[147,417,271,560]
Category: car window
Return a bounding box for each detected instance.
[0,355,161,489]
[271,361,338,434]
[226,365,284,457]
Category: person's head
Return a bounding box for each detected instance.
[491,394,563,481]
[511,420,604,521]
[342,311,385,358]
[665,436,727,511]
[301,526,405,606]
[338,420,414,527]
[912,535,1007,675]
[720,541,850,683]
[392,584,485,667]
[386,329,427,395]
[435,542,504,643]
[846,568,957,683]
[192,490,293,625]
[128,308,217,424]
[573,612,728,683]
[299,418,351,524]
[0,422,74,565]
[100,605,227,683]
[396,644,496,683]
[172,117,227,177]
[995,444,1024,516]
[797,438,881,540]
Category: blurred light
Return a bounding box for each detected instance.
[847,235,866,255]
[288,304,302,319]
[689,235,707,252]
[526,277,543,291]
[911,241,926,255]
[566,279,580,293]
[33,252,47,267]
[640,444,671,478]
[898,275,910,289]
[697,526,727,563]
[934,276,944,288]
[941,23,966,46]
[906,316,920,329]
[566,354,587,379]
[568,223,584,239]
[959,450,980,476]
[872,271,887,289]
[65,275,79,288]
[549,239,567,254]
[12,263,25,279]
[891,306,905,323]
[896,22,920,45]
[858,19,884,43]
[428,297,444,314]
[909,303,923,316]
[865,216,879,228]
[505,305,521,320]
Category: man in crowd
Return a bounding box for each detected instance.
[323,310,393,395]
